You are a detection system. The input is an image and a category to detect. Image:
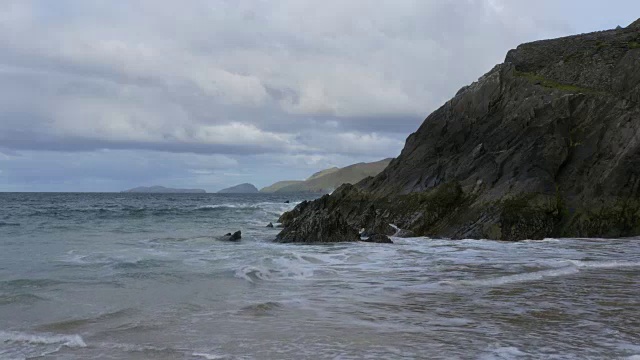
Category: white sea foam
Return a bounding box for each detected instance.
[0,331,86,348]
[479,346,529,359]
[192,352,227,359]
[567,260,640,269]
[98,342,168,353]
[235,265,275,282]
[522,237,561,243]
[196,201,300,211]
[197,204,244,209]
[462,267,580,287]
[234,254,318,283]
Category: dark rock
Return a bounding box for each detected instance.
[284,200,290,204]
[275,208,360,243]
[219,230,242,242]
[394,229,415,238]
[278,201,310,227]
[266,222,274,228]
[362,234,393,244]
[276,21,640,241]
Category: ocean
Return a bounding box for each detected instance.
[0,192,639,359]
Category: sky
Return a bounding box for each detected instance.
[0,1,638,192]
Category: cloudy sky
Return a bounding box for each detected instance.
[0,0,637,192]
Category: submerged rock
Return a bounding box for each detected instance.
[362,234,393,244]
[277,20,640,242]
[219,230,242,242]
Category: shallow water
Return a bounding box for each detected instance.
[1,193,639,359]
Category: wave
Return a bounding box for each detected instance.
[0,221,20,227]
[234,263,314,283]
[0,330,86,348]
[196,201,300,213]
[0,293,46,305]
[479,345,530,360]
[0,332,225,360]
[462,267,580,287]
[192,352,232,359]
[192,353,227,360]
[237,301,284,317]
[22,201,300,221]
[196,204,251,210]
[112,258,173,270]
[36,308,137,332]
[27,208,118,217]
[459,259,640,287]
[235,266,277,282]
[0,278,66,290]
[567,260,640,269]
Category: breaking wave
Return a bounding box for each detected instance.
[0,330,86,348]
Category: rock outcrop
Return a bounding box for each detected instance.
[277,21,640,242]
[276,199,361,243]
[362,234,393,244]
[219,231,242,242]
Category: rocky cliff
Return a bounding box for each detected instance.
[277,20,640,242]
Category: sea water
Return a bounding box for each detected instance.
[0,193,639,359]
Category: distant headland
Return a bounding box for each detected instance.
[217,183,259,194]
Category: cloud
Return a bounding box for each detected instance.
[1,0,639,190]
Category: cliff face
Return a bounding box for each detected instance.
[277,21,640,242]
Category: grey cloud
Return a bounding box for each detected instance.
[1,0,639,190]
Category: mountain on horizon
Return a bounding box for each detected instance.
[217,183,259,194]
[260,159,392,194]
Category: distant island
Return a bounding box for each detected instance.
[260,159,392,194]
[217,183,259,194]
[122,186,206,194]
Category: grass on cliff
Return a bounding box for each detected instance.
[629,41,640,49]
[515,71,596,94]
